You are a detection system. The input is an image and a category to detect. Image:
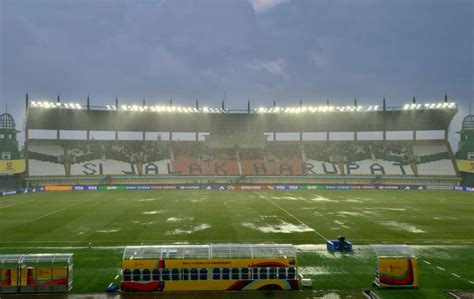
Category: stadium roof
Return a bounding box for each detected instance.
[26,101,458,133]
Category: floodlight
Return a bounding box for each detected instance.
[121,105,127,111]
[403,104,410,110]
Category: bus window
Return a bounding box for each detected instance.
[162,269,170,281]
[181,268,189,280]
[200,268,208,280]
[231,268,239,280]
[222,268,230,280]
[259,268,267,279]
[288,267,296,279]
[212,268,220,280]
[132,269,141,281]
[269,267,276,279]
[252,268,258,279]
[241,268,249,280]
[171,269,180,280]
[142,269,151,281]
[190,268,198,280]
[278,267,286,279]
[152,269,160,281]
[123,269,131,281]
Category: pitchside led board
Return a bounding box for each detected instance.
[372,245,418,288]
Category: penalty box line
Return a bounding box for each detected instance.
[256,192,328,241]
[0,194,102,223]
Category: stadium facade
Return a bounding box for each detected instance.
[21,95,464,187]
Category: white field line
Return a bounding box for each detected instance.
[437,266,445,271]
[256,192,328,241]
[0,194,101,223]
[30,196,101,222]
[451,273,461,278]
[0,199,36,209]
[469,281,474,284]
[423,260,431,265]
[114,275,120,280]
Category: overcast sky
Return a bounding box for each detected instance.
[1,0,473,145]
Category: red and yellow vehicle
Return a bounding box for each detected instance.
[120,244,299,292]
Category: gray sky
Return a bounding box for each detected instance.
[1,0,473,146]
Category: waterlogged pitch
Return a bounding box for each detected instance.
[0,190,473,298]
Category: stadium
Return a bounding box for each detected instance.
[0,95,473,298]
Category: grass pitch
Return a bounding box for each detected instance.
[0,190,473,298]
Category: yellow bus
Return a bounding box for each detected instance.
[120,244,299,292]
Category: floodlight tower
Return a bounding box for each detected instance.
[412,97,417,140]
[299,100,303,142]
[115,98,119,141]
[56,94,61,140]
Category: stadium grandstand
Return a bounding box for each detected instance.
[23,94,461,187]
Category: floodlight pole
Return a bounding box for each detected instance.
[195,100,199,141]
[56,94,60,140]
[273,100,277,141]
[354,98,358,140]
[25,93,30,178]
[86,96,90,140]
[382,98,387,140]
[25,93,29,114]
[142,98,146,141]
[326,99,330,141]
[115,98,119,141]
[412,96,417,140]
[169,99,173,141]
[299,100,303,142]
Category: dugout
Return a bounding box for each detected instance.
[372,245,418,288]
[0,254,22,293]
[0,254,73,293]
